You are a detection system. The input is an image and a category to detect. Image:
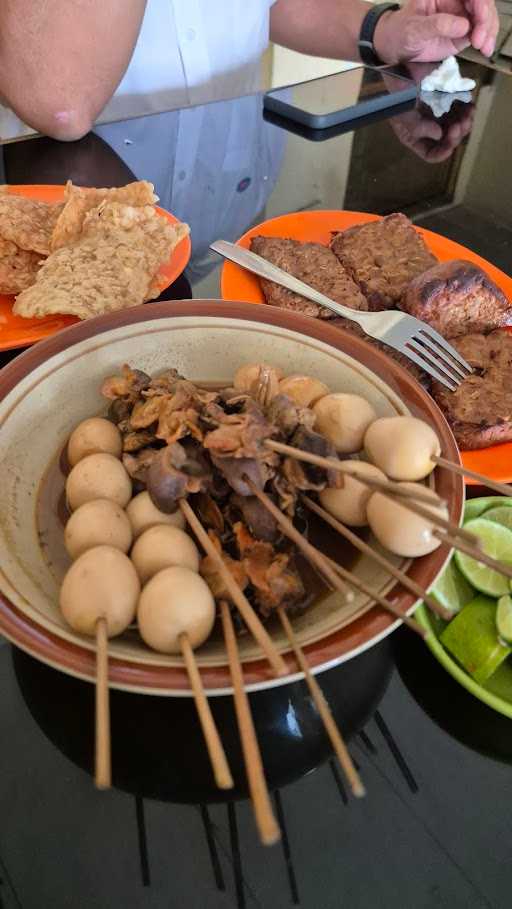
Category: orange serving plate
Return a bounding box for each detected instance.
[0,184,191,352]
[221,210,512,486]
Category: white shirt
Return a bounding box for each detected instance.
[0,0,276,140]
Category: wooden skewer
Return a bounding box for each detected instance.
[220,601,281,845]
[179,499,287,677]
[434,530,512,581]
[180,633,233,790]
[323,554,426,638]
[244,478,354,603]
[357,479,479,547]
[95,617,111,790]
[277,607,365,798]
[266,440,443,506]
[302,495,452,622]
[433,455,512,497]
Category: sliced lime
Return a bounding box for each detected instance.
[464,497,512,524]
[431,557,475,615]
[441,595,511,684]
[482,506,512,533]
[496,595,512,645]
[455,518,512,597]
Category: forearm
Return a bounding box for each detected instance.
[0,0,147,140]
[270,0,386,63]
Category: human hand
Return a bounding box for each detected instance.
[374,0,499,63]
[389,96,475,162]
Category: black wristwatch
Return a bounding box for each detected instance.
[358,2,400,66]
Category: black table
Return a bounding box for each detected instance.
[1,62,511,909]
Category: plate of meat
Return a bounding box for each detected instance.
[221,210,512,484]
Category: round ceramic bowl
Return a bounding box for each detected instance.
[0,302,464,695]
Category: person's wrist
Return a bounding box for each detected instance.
[373,9,401,64]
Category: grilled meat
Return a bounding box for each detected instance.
[250,235,367,318]
[330,213,436,310]
[431,331,512,449]
[402,259,512,339]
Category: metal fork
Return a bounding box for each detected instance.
[211,239,472,392]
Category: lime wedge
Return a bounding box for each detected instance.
[431,558,475,615]
[496,595,512,645]
[455,518,512,597]
[482,506,512,533]
[464,497,512,524]
[441,595,511,684]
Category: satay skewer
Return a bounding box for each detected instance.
[277,607,365,798]
[302,495,452,621]
[243,479,354,602]
[266,439,477,546]
[265,440,443,506]
[432,455,512,497]
[323,555,426,638]
[95,617,111,789]
[179,632,234,790]
[179,499,288,677]
[220,601,281,845]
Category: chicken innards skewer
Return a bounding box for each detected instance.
[243,477,354,603]
[180,499,288,676]
[266,440,478,548]
[220,600,281,844]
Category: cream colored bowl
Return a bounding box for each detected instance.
[0,302,463,694]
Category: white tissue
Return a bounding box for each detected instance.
[420,90,473,117]
[420,56,476,93]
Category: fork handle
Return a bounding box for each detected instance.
[211,239,371,326]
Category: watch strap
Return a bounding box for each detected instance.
[358,3,400,66]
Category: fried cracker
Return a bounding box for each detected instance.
[50,180,158,250]
[14,202,189,321]
[0,237,41,294]
[0,190,64,255]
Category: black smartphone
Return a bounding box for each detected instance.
[263,66,417,130]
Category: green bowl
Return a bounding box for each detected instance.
[417,494,512,719]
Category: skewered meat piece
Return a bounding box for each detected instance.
[290,426,343,488]
[230,493,279,542]
[122,430,158,452]
[234,523,304,618]
[200,531,248,601]
[210,452,276,497]
[101,364,151,401]
[266,393,316,438]
[203,400,276,459]
[147,441,212,513]
[141,368,182,396]
[123,447,160,483]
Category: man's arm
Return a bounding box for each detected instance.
[0,1,147,141]
[270,0,498,65]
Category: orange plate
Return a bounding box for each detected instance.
[221,209,512,486]
[0,184,191,353]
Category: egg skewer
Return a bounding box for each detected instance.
[220,600,281,845]
[137,564,234,791]
[60,545,141,788]
[302,495,452,622]
[364,414,512,496]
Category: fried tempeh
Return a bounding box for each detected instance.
[0,190,64,256]
[0,237,42,294]
[14,202,189,321]
[50,180,158,250]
